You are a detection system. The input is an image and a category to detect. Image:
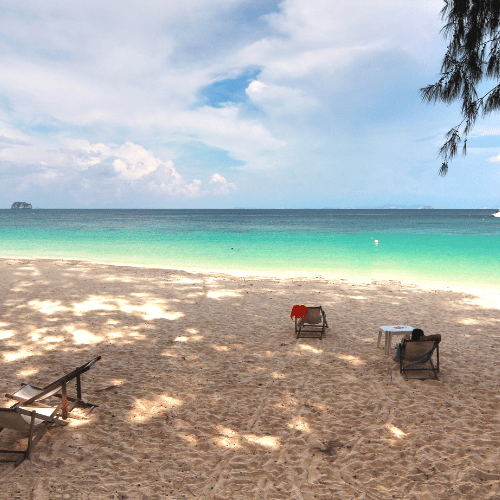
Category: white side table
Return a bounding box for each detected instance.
[378,325,414,356]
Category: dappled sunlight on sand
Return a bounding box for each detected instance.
[337,354,364,366]
[463,293,500,310]
[298,344,323,354]
[459,318,479,325]
[180,434,198,445]
[213,426,281,450]
[16,367,39,378]
[61,325,104,344]
[130,394,183,423]
[3,258,500,498]
[67,418,93,428]
[72,295,184,321]
[244,434,280,449]
[73,296,116,314]
[211,345,229,352]
[174,335,204,342]
[161,350,180,357]
[215,427,241,449]
[386,424,407,439]
[28,299,71,314]
[207,290,242,299]
[73,330,104,345]
[169,276,204,285]
[215,436,241,449]
[41,335,65,343]
[4,348,41,362]
[287,417,311,433]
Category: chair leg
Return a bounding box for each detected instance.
[76,374,82,400]
[27,411,35,459]
[61,381,68,420]
[30,422,52,451]
[429,359,439,380]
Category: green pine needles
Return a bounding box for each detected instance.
[420,0,500,176]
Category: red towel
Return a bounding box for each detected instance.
[291,304,307,321]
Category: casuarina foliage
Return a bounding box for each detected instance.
[420,0,500,176]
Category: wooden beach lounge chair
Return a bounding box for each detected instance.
[6,356,102,420]
[294,306,328,339]
[0,406,68,466]
[400,338,440,380]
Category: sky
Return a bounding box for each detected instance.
[1,0,500,209]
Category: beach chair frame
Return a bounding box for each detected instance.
[295,306,328,339]
[0,407,68,466]
[400,339,440,380]
[6,356,102,420]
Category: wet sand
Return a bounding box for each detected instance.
[0,258,499,499]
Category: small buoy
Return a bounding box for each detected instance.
[374,240,379,245]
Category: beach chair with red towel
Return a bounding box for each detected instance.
[291,305,328,339]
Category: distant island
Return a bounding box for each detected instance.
[11,202,33,209]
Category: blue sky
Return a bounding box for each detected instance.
[0,0,499,208]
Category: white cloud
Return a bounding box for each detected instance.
[0,0,495,208]
[148,177,204,198]
[209,173,237,195]
[475,127,500,137]
[112,142,165,180]
[0,135,237,205]
[246,80,317,114]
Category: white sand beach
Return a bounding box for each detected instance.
[0,257,499,499]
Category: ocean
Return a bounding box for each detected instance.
[0,209,498,289]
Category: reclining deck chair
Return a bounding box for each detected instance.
[1,356,101,466]
[295,306,328,339]
[400,339,440,380]
[6,356,102,419]
[0,406,68,466]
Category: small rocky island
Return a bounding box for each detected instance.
[11,202,33,209]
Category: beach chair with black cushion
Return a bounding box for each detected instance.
[0,406,68,466]
[295,306,328,339]
[6,356,102,420]
[400,338,440,380]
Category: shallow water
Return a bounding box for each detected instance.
[0,209,498,288]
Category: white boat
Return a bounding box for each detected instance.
[493,209,500,217]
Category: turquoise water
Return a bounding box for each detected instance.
[0,209,498,288]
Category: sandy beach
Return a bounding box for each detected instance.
[0,257,499,499]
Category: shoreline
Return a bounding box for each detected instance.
[1,254,499,300]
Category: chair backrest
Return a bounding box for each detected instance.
[303,307,322,324]
[0,407,56,431]
[23,356,101,405]
[0,409,32,432]
[15,384,61,402]
[402,340,437,361]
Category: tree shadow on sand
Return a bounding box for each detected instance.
[0,258,499,498]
